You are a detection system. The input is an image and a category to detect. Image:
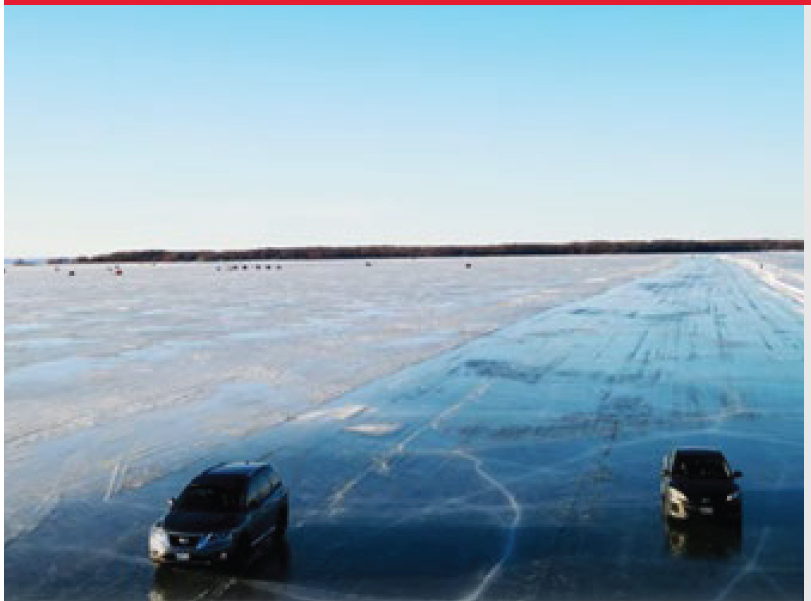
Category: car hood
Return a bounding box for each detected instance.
[163,511,245,533]
[671,477,738,499]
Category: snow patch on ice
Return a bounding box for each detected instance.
[725,256,804,308]
[343,423,402,436]
[297,404,368,422]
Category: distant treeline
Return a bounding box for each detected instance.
[65,239,803,264]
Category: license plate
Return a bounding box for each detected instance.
[176,552,190,561]
[699,507,713,515]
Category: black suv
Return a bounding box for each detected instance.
[660,448,742,522]
[149,461,289,565]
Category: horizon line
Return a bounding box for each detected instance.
[7,237,804,262]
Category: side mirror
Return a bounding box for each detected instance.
[167,497,176,508]
[732,470,742,479]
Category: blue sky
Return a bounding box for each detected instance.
[4,6,803,256]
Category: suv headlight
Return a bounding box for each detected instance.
[726,491,741,502]
[149,525,170,553]
[202,530,235,547]
[669,487,688,503]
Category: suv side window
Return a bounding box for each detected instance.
[267,472,281,495]
[246,475,263,508]
[248,470,273,507]
[258,469,272,502]
[672,453,688,477]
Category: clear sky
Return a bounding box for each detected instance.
[4,6,804,257]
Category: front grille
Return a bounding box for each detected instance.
[687,494,730,511]
[169,534,202,547]
[698,494,727,505]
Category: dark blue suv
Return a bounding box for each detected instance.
[149,461,289,565]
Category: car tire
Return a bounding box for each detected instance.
[228,534,251,568]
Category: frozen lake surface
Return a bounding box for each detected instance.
[3,253,803,601]
[5,255,670,541]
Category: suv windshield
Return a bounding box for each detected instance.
[674,455,730,479]
[175,486,243,513]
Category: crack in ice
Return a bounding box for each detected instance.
[712,466,789,601]
[453,449,521,601]
[327,384,490,514]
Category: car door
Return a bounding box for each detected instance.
[264,471,285,525]
[250,469,275,542]
[243,477,260,542]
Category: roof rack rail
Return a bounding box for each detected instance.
[200,461,228,475]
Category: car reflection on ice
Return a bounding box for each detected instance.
[149,540,291,601]
[664,519,742,559]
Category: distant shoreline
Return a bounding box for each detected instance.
[23,239,798,265]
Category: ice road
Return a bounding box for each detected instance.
[3,255,803,601]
